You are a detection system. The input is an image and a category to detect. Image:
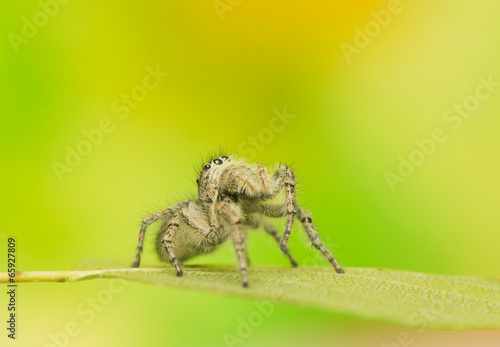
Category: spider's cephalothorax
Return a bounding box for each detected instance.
[131,155,344,287]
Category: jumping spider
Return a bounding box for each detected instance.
[131,155,344,287]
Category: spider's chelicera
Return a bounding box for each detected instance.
[131,155,344,287]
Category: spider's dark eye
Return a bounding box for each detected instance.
[204,164,211,170]
[214,159,222,165]
[221,156,229,160]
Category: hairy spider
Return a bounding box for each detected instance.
[131,154,344,287]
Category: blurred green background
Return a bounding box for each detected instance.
[1,1,500,346]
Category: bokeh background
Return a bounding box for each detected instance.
[1,0,499,346]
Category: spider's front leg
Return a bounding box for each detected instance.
[218,201,249,287]
[267,164,297,252]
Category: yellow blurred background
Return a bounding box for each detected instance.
[1,0,499,346]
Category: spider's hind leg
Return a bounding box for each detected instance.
[131,206,181,268]
[158,211,184,277]
[298,208,344,274]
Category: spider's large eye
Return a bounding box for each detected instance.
[214,159,222,165]
[204,164,211,170]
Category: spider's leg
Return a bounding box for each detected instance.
[298,208,344,274]
[159,210,184,277]
[246,252,251,267]
[268,165,297,252]
[218,201,249,287]
[262,219,298,267]
[131,202,185,267]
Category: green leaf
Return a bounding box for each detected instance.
[2,265,499,329]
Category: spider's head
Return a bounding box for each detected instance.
[197,155,232,201]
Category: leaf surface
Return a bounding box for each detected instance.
[2,265,499,329]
